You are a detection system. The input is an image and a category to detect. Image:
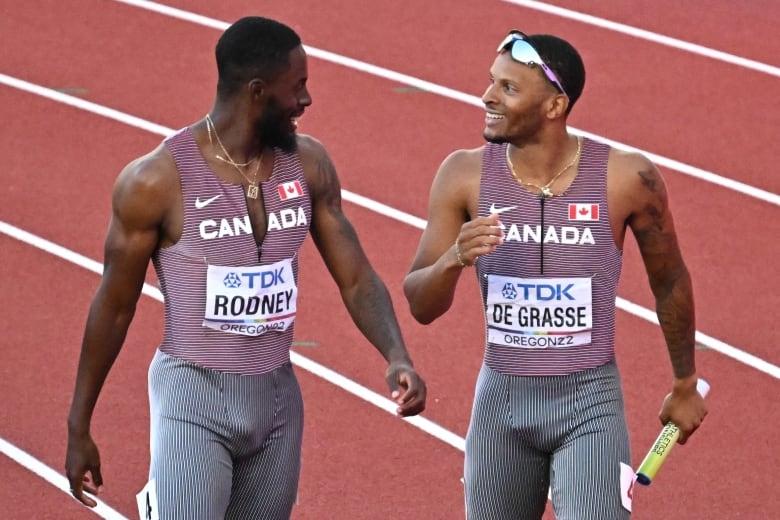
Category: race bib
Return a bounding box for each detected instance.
[204,259,297,336]
[486,275,592,349]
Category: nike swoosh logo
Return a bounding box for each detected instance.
[489,203,518,214]
[195,194,221,209]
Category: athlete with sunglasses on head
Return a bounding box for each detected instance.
[403,31,707,519]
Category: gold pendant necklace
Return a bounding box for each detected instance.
[205,114,262,199]
[506,136,582,199]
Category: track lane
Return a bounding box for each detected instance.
[1,1,778,518]
[530,0,780,66]
[0,454,103,520]
[146,0,780,192]
[4,0,777,194]
[3,53,777,368]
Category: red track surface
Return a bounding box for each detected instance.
[1,1,778,519]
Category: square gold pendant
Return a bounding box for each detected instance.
[246,184,259,199]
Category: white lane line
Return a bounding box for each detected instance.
[0,437,129,519]
[501,0,780,78]
[51,1,780,207]
[2,79,778,209]
[112,0,780,78]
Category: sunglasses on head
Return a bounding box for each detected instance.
[497,31,568,97]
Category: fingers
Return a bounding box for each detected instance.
[658,392,708,445]
[676,413,706,445]
[84,466,104,493]
[456,215,504,265]
[68,470,101,507]
[676,426,693,445]
[389,371,427,417]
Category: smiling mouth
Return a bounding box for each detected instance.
[485,112,505,127]
[291,111,305,128]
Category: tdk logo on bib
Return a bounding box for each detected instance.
[510,282,576,301]
[501,283,517,300]
[221,267,286,290]
[223,272,241,288]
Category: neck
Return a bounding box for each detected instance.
[506,132,578,185]
[206,105,264,163]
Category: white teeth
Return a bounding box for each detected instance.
[486,113,503,120]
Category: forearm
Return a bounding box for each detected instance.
[403,245,464,324]
[67,298,135,435]
[341,272,413,365]
[654,268,696,380]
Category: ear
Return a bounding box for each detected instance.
[248,79,267,99]
[545,93,569,120]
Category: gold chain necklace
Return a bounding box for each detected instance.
[205,114,262,199]
[505,136,582,199]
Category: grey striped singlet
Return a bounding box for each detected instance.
[476,137,623,376]
[152,128,312,375]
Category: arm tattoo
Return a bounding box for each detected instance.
[349,276,406,359]
[313,152,341,210]
[634,168,696,378]
[309,148,408,360]
[633,169,669,252]
[655,269,697,379]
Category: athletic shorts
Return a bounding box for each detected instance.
[144,350,304,519]
[464,361,632,520]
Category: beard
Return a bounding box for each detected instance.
[483,130,509,144]
[255,96,298,152]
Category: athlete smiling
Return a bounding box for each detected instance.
[403,30,706,519]
[66,16,426,519]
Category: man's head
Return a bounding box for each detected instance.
[215,17,302,98]
[517,32,585,112]
[216,17,311,150]
[482,31,585,143]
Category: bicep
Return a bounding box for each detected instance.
[305,143,373,289]
[97,165,168,306]
[627,165,688,289]
[408,158,472,272]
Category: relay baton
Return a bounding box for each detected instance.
[635,378,710,486]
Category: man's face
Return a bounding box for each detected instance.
[481,52,560,144]
[256,45,312,151]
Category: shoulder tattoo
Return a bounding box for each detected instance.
[312,151,342,209]
[637,169,668,226]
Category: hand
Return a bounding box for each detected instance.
[659,378,708,444]
[385,361,427,417]
[454,214,504,267]
[65,433,103,507]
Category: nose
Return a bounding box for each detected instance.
[299,87,312,108]
[481,82,497,106]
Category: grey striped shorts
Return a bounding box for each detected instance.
[146,349,304,519]
[464,361,631,519]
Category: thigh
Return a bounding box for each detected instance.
[464,364,549,520]
[225,363,304,520]
[149,415,233,519]
[550,364,631,520]
[148,350,233,519]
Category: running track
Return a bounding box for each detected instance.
[1,1,778,518]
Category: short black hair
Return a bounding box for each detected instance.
[525,34,585,114]
[215,16,302,98]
